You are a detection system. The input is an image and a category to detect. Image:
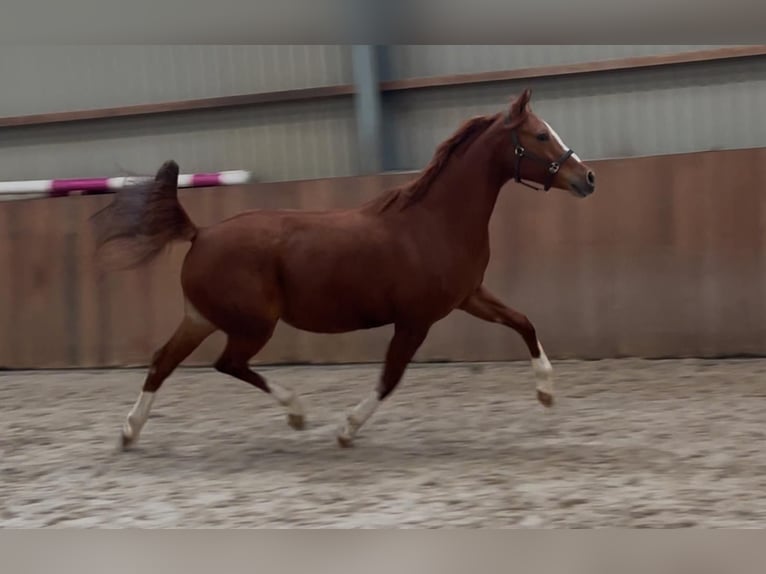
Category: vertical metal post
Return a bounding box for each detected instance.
[375,44,397,172]
[351,44,384,174]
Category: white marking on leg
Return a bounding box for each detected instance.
[122,391,155,444]
[531,341,554,396]
[338,391,380,445]
[543,120,582,162]
[269,382,305,421]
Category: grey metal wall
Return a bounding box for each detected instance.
[0,46,763,183]
[385,55,766,170]
[0,45,357,181]
[0,98,358,181]
[0,45,352,116]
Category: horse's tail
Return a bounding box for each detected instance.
[90,160,198,270]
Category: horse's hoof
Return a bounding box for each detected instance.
[287,413,305,430]
[119,432,135,451]
[537,390,554,407]
[336,433,354,448]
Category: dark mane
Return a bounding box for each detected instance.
[366,113,499,213]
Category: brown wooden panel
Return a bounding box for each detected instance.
[2,147,766,369]
[5,197,75,367]
[71,194,110,367]
[0,203,14,367]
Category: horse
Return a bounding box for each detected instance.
[91,88,596,450]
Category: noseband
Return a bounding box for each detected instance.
[505,112,575,192]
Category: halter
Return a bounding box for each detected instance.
[505,111,575,192]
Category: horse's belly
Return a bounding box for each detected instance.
[280,293,393,334]
[277,266,394,333]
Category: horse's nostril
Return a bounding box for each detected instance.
[586,170,596,186]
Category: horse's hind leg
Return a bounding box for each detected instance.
[214,330,306,430]
[121,308,216,449]
[337,323,429,447]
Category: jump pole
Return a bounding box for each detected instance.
[0,170,252,202]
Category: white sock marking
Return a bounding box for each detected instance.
[351,391,380,425]
[531,341,554,396]
[269,382,304,418]
[123,391,155,441]
[543,120,582,162]
[339,391,380,441]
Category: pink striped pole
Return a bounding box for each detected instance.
[0,170,252,201]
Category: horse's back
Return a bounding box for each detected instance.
[179,207,416,333]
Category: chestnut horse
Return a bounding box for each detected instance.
[92,88,596,449]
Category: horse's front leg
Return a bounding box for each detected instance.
[459,285,554,406]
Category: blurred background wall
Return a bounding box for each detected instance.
[1,45,765,368]
[1,45,763,181]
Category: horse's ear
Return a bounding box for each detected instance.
[509,88,532,118]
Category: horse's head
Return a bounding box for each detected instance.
[499,89,595,198]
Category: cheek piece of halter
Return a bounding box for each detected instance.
[505,112,575,192]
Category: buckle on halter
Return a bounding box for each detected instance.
[548,162,560,174]
[514,145,525,157]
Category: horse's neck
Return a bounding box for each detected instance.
[418,143,505,239]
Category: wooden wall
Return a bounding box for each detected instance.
[1,147,765,369]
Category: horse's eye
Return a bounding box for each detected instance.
[536,132,550,142]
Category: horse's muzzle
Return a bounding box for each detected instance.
[569,170,596,197]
